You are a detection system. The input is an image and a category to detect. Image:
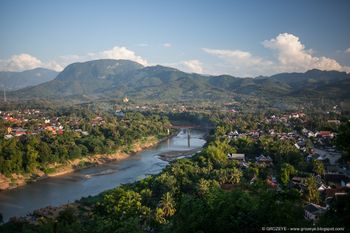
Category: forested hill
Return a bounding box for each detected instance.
[9,59,350,103]
[0,68,58,91]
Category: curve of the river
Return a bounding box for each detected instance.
[0,128,207,221]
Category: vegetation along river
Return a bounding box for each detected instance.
[0,128,207,221]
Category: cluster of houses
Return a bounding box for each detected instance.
[227,150,349,222]
[1,110,65,139]
[226,152,277,189]
[302,128,335,140]
[115,101,227,114]
[0,109,106,139]
[264,112,306,124]
[295,173,350,221]
[293,124,347,222]
[3,123,64,139]
[224,111,349,223]
[0,109,42,124]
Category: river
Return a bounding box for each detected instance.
[0,128,207,221]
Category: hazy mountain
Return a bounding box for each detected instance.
[0,68,58,91]
[11,60,143,99]
[10,59,350,103]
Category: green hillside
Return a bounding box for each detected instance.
[9,59,350,104]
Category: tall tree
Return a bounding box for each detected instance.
[280,163,296,186]
[24,145,39,172]
[159,192,176,218]
[306,176,320,204]
[313,160,325,176]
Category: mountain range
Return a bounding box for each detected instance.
[8,59,350,105]
[0,68,58,91]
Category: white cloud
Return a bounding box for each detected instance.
[0,46,148,72]
[0,53,63,72]
[203,33,347,76]
[262,33,342,72]
[2,36,346,76]
[202,48,273,76]
[62,46,148,68]
[160,59,204,74]
[203,48,251,60]
[90,46,148,66]
[3,54,42,71]
[202,48,271,67]
[45,61,64,71]
[181,60,203,73]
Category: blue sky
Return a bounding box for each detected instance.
[0,0,349,76]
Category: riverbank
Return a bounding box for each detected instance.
[0,129,207,223]
[0,135,161,191]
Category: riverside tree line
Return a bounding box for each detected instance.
[0,111,170,176]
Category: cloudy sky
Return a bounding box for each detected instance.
[0,0,349,76]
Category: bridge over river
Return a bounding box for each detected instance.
[169,124,214,129]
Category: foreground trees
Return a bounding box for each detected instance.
[155,192,176,224]
[0,137,310,233]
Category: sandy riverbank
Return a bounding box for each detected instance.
[0,136,160,191]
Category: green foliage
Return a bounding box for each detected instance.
[306,176,320,204]
[0,111,169,176]
[230,136,259,156]
[214,126,226,139]
[215,167,242,185]
[154,173,178,195]
[99,188,150,220]
[280,163,296,186]
[312,160,325,176]
[196,178,219,196]
[203,140,235,167]
[24,145,39,172]
[173,187,306,233]
[155,192,176,224]
[94,188,151,232]
[3,111,344,233]
[0,138,23,175]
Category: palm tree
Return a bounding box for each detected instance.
[159,192,176,217]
